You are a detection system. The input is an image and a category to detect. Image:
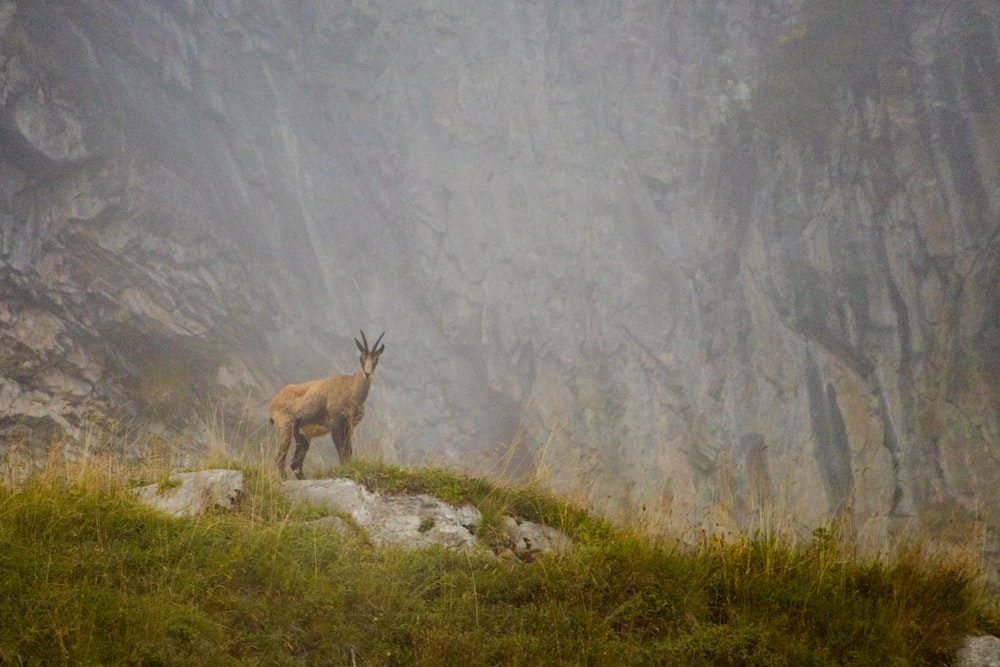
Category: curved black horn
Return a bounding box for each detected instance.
[373,331,385,350]
[359,329,369,351]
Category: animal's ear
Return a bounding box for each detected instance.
[355,337,365,353]
[375,343,385,356]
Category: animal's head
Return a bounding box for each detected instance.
[355,330,385,377]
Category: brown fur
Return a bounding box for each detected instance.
[269,331,384,479]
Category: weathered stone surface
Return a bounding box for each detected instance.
[500,516,573,556]
[957,636,1000,667]
[284,478,483,551]
[0,1,997,569]
[131,471,574,554]
[133,469,243,518]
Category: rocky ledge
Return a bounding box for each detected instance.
[133,469,572,559]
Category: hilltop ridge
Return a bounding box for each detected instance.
[0,455,997,665]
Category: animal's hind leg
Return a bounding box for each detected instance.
[290,426,311,480]
[275,423,293,479]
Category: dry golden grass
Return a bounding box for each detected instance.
[0,423,997,665]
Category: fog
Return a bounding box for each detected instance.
[1,1,998,549]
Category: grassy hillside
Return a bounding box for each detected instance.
[0,454,997,666]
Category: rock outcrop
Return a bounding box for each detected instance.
[133,469,573,556]
[133,469,244,518]
[284,477,482,550]
[1,2,998,566]
[957,635,1000,667]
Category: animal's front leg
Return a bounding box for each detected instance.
[341,424,354,463]
[290,426,311,480]
[330,420,352,464]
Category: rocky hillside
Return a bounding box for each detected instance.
[1,1,998,554]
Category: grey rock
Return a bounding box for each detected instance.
[500,516,573,556]
[956,636,1000,667]
[284,478,483,550]
[283,478,376,525]
[133,469,243,518]
[133,471,574,554]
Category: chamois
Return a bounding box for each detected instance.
[269,331,385,479]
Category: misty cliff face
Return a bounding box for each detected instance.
[1,1,998,549]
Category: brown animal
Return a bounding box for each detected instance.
[269,331,385,479]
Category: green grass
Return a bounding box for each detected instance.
[0,457,996,665]
[335,459,616,550]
